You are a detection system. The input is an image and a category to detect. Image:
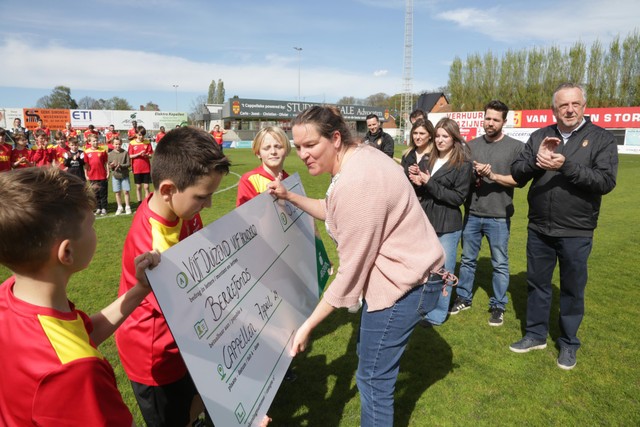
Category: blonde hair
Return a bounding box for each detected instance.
[251,126,291,156]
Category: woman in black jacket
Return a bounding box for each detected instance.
[407,117,472,324]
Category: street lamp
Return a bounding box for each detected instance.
[293,47,302,101]
[172,84,179,111]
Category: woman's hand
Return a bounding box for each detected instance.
[290,320,313,356]
[267,174,289,201]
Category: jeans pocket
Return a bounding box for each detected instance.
[417,277,444,317]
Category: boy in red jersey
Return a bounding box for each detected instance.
[84,134,109,215]
[0,128,12,172]
[128,125,154,203]
[105,124,119,151]
[51,130,70,169]
[10,133,30,169]
[30,129,54,167]
[116,127,230,427]
[0,166,159,426]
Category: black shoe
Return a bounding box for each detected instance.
[449,297,471,315]
[509,337,547,353]
[488,307,504,326]
[557,347,577,370]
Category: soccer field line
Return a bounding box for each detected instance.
[95,171,241,220]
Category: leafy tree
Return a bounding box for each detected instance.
[144,101,160,111]
[35,86,78,109]
[336,96,361,105]
[208,79,216,104]
[110,97,133,110]
[364,92,389,107]
[214,79,225,104]
[189,94,209,123]
[77,96,101,109]
[567,41,587,87]
[587,40,605,106]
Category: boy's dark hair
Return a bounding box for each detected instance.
[34,129,48,139]
[0,128,5,137]
[365,113,379,122]
[410,109,428,121]
[136,126,146,137]
[484,100,509,120]
[151,126,230,190]
[0,168,96,272]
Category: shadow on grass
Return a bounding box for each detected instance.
[269,309,454,426]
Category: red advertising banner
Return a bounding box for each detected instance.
[23,109,71,131]
[517,107,640,128]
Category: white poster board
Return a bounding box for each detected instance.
[146,174,318,426]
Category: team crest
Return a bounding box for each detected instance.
[582,139,589,147]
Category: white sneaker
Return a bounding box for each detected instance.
[125,206,132,215]
[94,209,100,215]
[115,206,124,215]
[101,209,107,216]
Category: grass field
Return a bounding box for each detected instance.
[2,148,639,426]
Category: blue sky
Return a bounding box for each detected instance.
[1,0,638,112]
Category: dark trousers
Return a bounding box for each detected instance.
[90,179,108,210]
[525,228,593,349]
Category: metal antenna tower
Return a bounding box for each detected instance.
[400,0,413,144]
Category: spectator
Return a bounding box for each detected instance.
[127,120,138,141]
[9,118,29,146]
[509,83,618,370]
[63,137,86,181]
[84,134,109,216]
[105,124,119,151]
[10,133,30,169]
[210,124,227,151]
[363,113,394,158]
[410,109,428,124]
[405,118,473,325]
[30,130,54,167]
[108,136,132,215]
[155,126,166,143]
[63,121,77,139]
[128,125,153,203]
[35,119,51,138]
[0,129,12,172]
[450,100,524,326]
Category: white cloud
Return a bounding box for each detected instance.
[436,0,640,45]
[0,37,414,103]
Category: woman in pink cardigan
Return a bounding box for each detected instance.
[268,106,451,426]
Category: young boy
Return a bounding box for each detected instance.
[85,134,109,215]
[63,137,86,180]
[51,130,70,169]
[108,136,132,215]
[116,126,230,426]
[10,132,30,169]
[0,167,159,425]
[0,128,12,172]
[30,129,54,167]
[128,125,154,203]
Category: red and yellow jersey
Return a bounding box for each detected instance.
[0,143,12,172]
[29,146,54,167]
[236,165,289,206]
[10,147,30,169]
[84,148,108,180]
[52,145,70,169]
[115,195,203,385]
[0,278,132,426]
[128,139,153,174]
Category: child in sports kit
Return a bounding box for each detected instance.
[108,136,132,215]
[85,134,109,216]
[10,133,31,169]
[115,127,230,427]
[51,130,70,169]
[128,125,154,203]
[30,129,54,167]
[0,167,159,426]
[63,137,86,180]
[0,128,12,172]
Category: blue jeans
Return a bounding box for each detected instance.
[424,230,461,325]
[456,215,511,310]
[356,275,443,426]
[524,229,592,349]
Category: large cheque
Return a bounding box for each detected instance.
[146,174,319,426]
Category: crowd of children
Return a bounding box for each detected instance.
[0,122,154,216]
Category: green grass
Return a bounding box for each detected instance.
[2,149,639,426]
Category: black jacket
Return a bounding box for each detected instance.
[402,149,472,234]
[363,129,394,158]
[511,118,618,237]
